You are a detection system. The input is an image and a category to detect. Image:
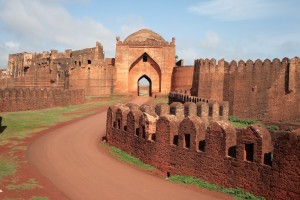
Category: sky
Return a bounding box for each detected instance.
[0,0,299,68]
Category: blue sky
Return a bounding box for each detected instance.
[0,0,299,68]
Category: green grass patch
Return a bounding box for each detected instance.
[31,196,49,200]
[6,178,41,191]
[228,116,257,128]
[10,145,27,151]
[0,95,129,146]
[229,116,279,131]
[108,146,155,170]
[0,156,18,179]
[153,94,168,104]
[264,125,279,132]
[169,175,264,200]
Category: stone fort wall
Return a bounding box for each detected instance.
[172,57,300,123]
[106,103,300,200]
[0,88,85,112]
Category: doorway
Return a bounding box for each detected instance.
[138,75,152,96]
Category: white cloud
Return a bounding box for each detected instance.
[117,15,146,40]
[188,0,297,21]
[199,31,222,51]
[177,48,198,65]
[177,30,300,65]
[0,0,115,67]
[5,41,20,50]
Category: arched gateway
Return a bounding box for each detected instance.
[114,29,175,96]
[138,75,151,96]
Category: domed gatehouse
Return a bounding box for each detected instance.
[114,29,175,96]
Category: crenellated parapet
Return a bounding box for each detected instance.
[168,92,229,121]
[106,103,300,200]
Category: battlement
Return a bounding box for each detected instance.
[168,92,229,121]
[194,57,294,72]
[106,103,300,199]
[190,57,300,122]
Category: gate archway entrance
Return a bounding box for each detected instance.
[114,29,175,95]
[128,52,161,96]
[138,75,152,96]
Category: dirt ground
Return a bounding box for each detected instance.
[1,97,232,200]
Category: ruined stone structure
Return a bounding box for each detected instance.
[0,88,85,112]
[114,29,175,96]
[106,103,300,200]
[1,29,299,122]
[2,29,175,97]
[3,42,115,97]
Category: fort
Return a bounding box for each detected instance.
[1,29,299,199]
[1,29,299,123]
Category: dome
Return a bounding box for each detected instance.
[123,29,166,46]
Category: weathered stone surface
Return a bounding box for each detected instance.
[106,104,300,200]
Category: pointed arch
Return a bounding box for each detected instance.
[128,52,161,95]
[129,52,161,77]
[138,75,152,96]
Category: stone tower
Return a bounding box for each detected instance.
[114,29,175,96]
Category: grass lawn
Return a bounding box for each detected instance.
[152,94,168,104]
[0,95,130,146]
[0,156,18,179]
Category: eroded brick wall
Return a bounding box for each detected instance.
[0,88,85,112]
[3,42,113,97]
[106,103,300,200]
[69,61,115,97]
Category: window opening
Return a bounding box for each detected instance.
[143,55,147,62]
[135,128,139,136]
[185,134,190,148]
[264,152,273,166]
[228,146,236,158]
[199,140,206,152]
[173,135,178,145]
[219,106,224,116]
[245,143,254,161]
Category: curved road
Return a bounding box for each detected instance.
[28,97,227,200]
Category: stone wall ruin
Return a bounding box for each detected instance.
[106,103,300,200]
